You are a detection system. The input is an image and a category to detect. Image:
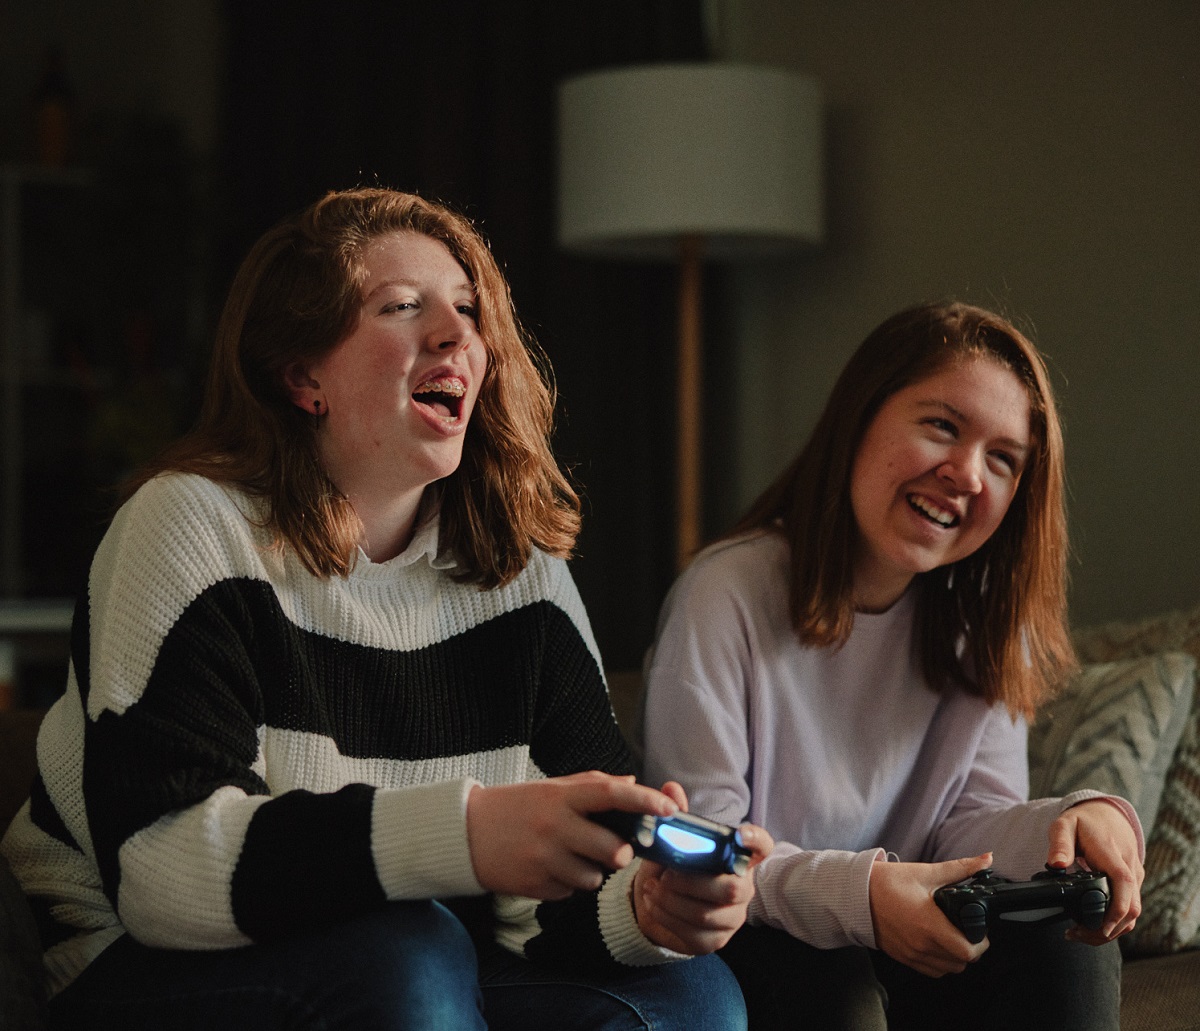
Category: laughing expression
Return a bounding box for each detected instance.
[306,230,487,500]
[849,357,1032,611]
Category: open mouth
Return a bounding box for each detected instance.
[413,376,466,423]
[907,493,958,528]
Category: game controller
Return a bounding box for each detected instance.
[933,865,1110,944]
[591,809,752,876]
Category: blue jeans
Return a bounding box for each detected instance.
[48,900,746,1031]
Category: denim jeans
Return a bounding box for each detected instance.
[476,934,745,1031]
[719,917,1121,1031]
[48,900,746,1031]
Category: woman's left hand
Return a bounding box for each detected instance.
[631,782,773,955]
[1047,798,1144,943]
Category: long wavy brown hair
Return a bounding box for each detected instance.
[731,301,1075,718]
[125,188,580,588]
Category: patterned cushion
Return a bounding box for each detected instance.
[1066,604,1200,957]
[1122,689,1200,956]
[1029,652,1197,836]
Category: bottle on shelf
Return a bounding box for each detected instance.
[31,46,76,168]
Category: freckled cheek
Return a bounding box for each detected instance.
[470,353,489,403]
[976,493,1014,536]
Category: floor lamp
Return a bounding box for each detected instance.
[556,63,824,570]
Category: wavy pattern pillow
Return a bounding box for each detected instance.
[1122,689,1200,956]
[1069,606,1200,955]
[1028,652,1196,834]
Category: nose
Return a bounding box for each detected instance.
[427,300,476,352]
[938,447,983,495]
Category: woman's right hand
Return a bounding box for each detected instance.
[465,772,679,899]
[868,852,993,977]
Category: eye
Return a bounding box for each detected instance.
[924,417,958,436]
[456,302,479,324]
[989,450,1020,474]
[383,300,416,314]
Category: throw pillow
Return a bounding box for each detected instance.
[1122,689,1200,956]
[1028,652,1197,834]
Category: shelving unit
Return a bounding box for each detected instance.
[0,137,203,708]
[0,163,90,598]
[0,165,91,707]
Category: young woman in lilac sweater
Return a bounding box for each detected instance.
[642,302,1143,1030]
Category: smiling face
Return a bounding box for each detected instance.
[297,230,487,510]
[848,356,1032,611]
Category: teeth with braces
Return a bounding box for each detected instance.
[415,377,465,397]
[909,494,956,526]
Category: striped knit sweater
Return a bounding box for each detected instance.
[1,473,679,995]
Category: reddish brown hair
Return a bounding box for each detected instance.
[127,188,580,587]
[731,301,1075,717]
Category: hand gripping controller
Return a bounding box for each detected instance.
[934,865,1110,944]
[591,810,752,876]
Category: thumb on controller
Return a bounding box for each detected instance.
[930,852,994,890]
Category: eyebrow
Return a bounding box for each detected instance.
[363,277,477,302]
[916,399,1031,456]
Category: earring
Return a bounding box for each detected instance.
[313,399,322,415]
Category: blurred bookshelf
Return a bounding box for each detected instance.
[0,126,205,709]
[0,165,90,709]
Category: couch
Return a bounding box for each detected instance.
[3,604,1199,1029]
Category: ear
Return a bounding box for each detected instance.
[282,361,320,410]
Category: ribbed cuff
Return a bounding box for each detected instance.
[596,861,690,966]
[371,778,484,899]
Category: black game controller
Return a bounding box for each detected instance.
[933,865,1110,944]
[591,810,752,876]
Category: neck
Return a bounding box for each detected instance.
[852,562,913,614]
[854,593,906,615]
[346,485,427,563]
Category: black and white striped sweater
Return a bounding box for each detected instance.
[1,473,678,995]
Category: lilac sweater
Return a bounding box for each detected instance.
[641,531,1142,950]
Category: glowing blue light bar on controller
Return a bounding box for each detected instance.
[657,825,717,855]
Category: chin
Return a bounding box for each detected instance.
[424,452,466,485]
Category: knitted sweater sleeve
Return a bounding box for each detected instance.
[929,701,1145,876]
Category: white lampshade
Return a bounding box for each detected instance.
[556,63,824,261]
